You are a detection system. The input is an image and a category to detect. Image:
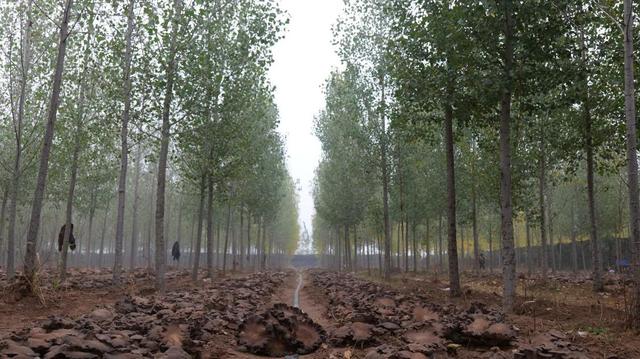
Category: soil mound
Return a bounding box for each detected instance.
[237,303,326,356]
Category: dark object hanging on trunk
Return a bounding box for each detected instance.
[57,224,77,252]
[172,241,180,261]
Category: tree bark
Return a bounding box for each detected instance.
[379,73,392,280]
[438,213,443,271]
[499,0,517,312]
[86,191,96,266]
[7,0,33,280]
[99,201,110,268]
[622,0,640,329]
[246,212,252,267]
[0,189,8,268]
[114,0,135,285]
[526,217,532,275]
[24,0,73,285]
[154,0,182,293]
[472,154,479,273]
[239,207,244,270]
[129,145,142,269]
[191,175,206,280]
[444,93,461,296]
[205,177,214,277]
[584,68,603,291]
[222,201,232,275]
[538,120,548,280]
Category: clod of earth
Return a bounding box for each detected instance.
[237,303,326,356]
[1,271,287,358]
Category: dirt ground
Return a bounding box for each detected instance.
[0,267,638,358]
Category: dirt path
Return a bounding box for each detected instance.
[297,270,333,330]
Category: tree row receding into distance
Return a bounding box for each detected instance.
[0,0,299,292]
[311,0,640,327]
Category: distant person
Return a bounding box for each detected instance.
[172,241,180,262]
[479,253,486,270]
[57,223,77,252]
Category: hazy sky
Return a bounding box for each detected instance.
[270,0,344,248]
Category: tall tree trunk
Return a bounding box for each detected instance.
[538,121,548,279]
[176,196,183,268]
[571,194,578,274]
[380,73,392,280]
[548,196,556,273]
[256,217,262,270]
[413,222,418,272]
[444,93,461,296]
[472,160,479,273]
[222,201,232,275]
[24,0,73,285]
[129,145,142,269]
[499,0,517,312]
[246,212,252,268]
[404,218,409,273]
[7,0,33,280]
[623,0,640,329]
[353,225,358,271]
[438,213,443,271]
[86,191,96,267]
[205,177,214,277]
[344,225,350,271]
[261,219,267,270]
[99,202,110,268]
[526,217,532,275]
[191,175,206,281]
[60,28,94,280]
[460,226,465,269]
[424,220,430,271]
[396,223,401,270]
[114,0,135,285]
[232,209,237,272]
[239,207,244,270]
[488,222,493,272]
[154,0,182,293]
[147,169,156,270]
[584,78,603,291]
[0,189,8,268]
[188,218,195,268]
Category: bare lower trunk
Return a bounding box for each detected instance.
[444,93,461,296]
[585,84,603,291]
[472,164,479,273]
[87,194,96,267]
[380,74,392,280]
[176,196,183,268]
[538,121,548,279]
[24,0,73,284]
[154,0,182,293]
[438,214,443,271]
[526,218,532,275]
[0,190,8,268]
[499,0,516,312]
[7,0,33,279]
[205,177,214,277]
[246,212,251,267]
[623,0,640,329]
[114,0,135,285]
[239,208,244,270]
[191,175,207,279]
[129,145,142,269]
[223,201,231,274]
[99,202,110,268]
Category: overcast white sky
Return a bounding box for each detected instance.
[270,0,343,249]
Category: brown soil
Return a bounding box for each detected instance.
[3,267,637,358]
